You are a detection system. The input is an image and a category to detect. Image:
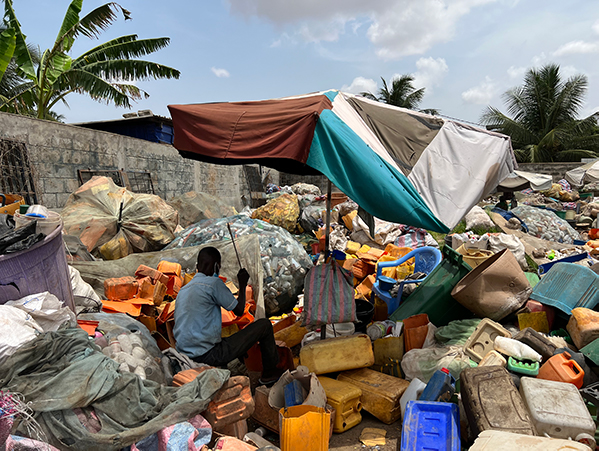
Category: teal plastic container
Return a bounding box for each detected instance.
[389,246,473,326]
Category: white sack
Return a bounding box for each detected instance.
[0,305,43,362]
[487,234,527,270]
[465,206,495,231]
[6,292,76,332]
[69,265,102,314]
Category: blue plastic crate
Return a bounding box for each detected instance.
[530,262,599,316]
[401,400,460,451]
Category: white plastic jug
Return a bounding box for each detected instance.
[400,378,427,419]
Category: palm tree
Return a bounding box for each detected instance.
[481,64,599,163]
[0,0,180,120]
[361,75,438,114]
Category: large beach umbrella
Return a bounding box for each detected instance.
[168,90,516,233]
[565,160,599,188]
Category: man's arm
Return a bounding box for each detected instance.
[232,268,250,317]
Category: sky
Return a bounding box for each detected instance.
[11,0,599,125]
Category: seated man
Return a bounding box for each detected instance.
[173,246,282,385]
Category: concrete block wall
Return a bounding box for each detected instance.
[517,162,583,182]
[0,112,246,209]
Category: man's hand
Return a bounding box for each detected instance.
[237,268,250,287]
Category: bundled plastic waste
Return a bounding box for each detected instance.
[168,191,237,229]
[61,177,179,260]
[251,193,300,234]
[512,205,581,244]
[166,215,313,315]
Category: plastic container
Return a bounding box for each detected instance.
[157,260,182,277]
[507,357,539,376]
[463,318,511,363]
[103,276,139,301]
[0,224,74,311]
[581,338,599,366]
[519,377,596,447]
[567,307,599,349]
[530,263,599,316]
[337,368,410,424]
[400,378,427,419]
[513,327,557,362]
[479,350,507,367]
[14,210,62,236]
[299,334,374,375]
[284,380,304,407]
[373,336,404,366]
[389,245,474,327]
[401,401,460,451]
[202,375,255,432]
[537,352,584,389]
[456,244,494,268]
[354,299,374,332]
[420,368,455,402]
[460,366,536,438]
[367,320,395,341]
[451,249,530,321]
[470,430,592,450]
[494,336,542,362]
[524,300,555,330]
[318,376,362,433]
[403,313,429,352]
[279,405,330,451]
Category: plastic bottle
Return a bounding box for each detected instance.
[420,368,456,402]
[400,378,427,419]
[494,336,542,362]
[366,320,396,341]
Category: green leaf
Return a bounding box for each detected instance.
[81,58,180,81]
[3,0,35,79]
[73,36,170,66]
[0,28,16,80]
[55,0,82,53]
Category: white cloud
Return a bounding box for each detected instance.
[531,52,546,66]
[554,40,599,56]
[227,0,498,59]
[412,57,448,91]
[593,20,599,35]
[507,65,526,80]
[341,76,378,95]
[461,77,496,105]
[560,65,580,79]
[211,67,230,78]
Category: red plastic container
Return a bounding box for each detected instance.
[404,313,429,352]
[537,351,584,388]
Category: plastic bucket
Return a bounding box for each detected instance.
[0,224,74,311]
[280,405,331,451]
[355,299,375,332]
[14,211,62,236]
[456,245,494,269]
[378,275,396,292]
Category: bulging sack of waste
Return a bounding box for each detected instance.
[451,249,531,321]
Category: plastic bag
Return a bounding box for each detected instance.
[165,215,312,316]
[401,345,473,382]
[465,206,495,231]
[487,233,527,269]
[61,176,179,259]
[0,220,44,255]
[290,183,322,196]
[512,205,581,244]
[0,305,43,362]
[168,191,237,229]
[251,193,300,233]
[69,266,102,315]
[435,319,482,346]
[299,205,325,234]
[5,292,76,332]
[329,226,348,252]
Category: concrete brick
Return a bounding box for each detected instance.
[43,177,65,194]
[65,178,80,193]
[53,164,76,178]
[40,193,58,208]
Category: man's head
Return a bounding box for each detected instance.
[197,247,221,276]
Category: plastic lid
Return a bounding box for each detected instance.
[441,368,450,374]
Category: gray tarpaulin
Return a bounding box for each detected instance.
[0,329,229,451]
[71,235,266,319]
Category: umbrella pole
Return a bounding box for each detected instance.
[322,180,332,342]
[324,180,332,257]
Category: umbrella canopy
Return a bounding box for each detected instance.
[497,170,553,192]
[168,91,516,232]
[565,160,599,188]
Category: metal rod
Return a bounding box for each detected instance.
[324,180,332,258]
[227,223,243,268]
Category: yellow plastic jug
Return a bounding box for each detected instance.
[318,377,363,433]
